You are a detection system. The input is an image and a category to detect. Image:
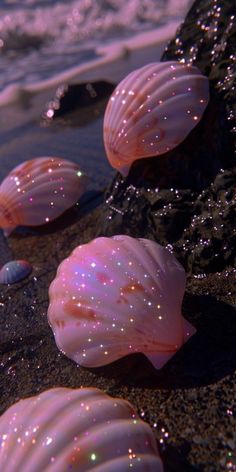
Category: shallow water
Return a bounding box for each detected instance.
[0,0,193,100]
[0,0,194,189]
[0,42,170,188]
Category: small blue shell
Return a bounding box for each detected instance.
[0,260,32,285]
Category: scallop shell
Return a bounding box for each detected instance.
[0,387,163,471]
[0,157,88,236]
[103,61,209,176]
[48,235,196,369]
[0,260,32,285]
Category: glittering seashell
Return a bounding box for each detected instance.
[103,61,209,176]
[0,260,32,284]
[0,157,88,236]
[48,235,196,369]
[0,387,163,471]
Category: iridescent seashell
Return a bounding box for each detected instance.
[0,387,163,471]
[48,235,196,369]
[0,260,32,285]
[0,157,88,236]
[103,61,209,176]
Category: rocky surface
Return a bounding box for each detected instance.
[98,0,236,275]
[98,166,236,274]
[42,80,115,121]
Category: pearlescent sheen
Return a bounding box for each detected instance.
[103,61,209,176]
[0,387,163,472]
[0,157,88,236]
[48,235,196,369]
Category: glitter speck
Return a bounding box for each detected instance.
[46,109,54,118]
[45,437,52,446]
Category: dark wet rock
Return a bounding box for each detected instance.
[97,176,157,239]
[42,80,115,121]
[99,0,236,275]
[0,30,49,55]
[176,168,236,274]
[97,174,197,245]
[99,166,235,274]
[162,0,236,144]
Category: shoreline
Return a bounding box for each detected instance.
[0,33,172,185]
[0,21,179,109]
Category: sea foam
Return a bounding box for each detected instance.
[0,0,194,107]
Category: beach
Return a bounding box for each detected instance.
[0,26,173,185]
[0,0,236,470]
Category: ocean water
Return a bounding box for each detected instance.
[0,0,194,190]
[0,0,194,105]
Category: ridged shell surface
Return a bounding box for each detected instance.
[103,61,209,175]
[0,157,88,236]
[48,235,196,369]
[0,387,163,472]
[0,260,32,284]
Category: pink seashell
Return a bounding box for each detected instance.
[0,387,163,471]
[0,157,89,236]
[48,235,196,369]
[103,61,209,176]
[0,260,32,284]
